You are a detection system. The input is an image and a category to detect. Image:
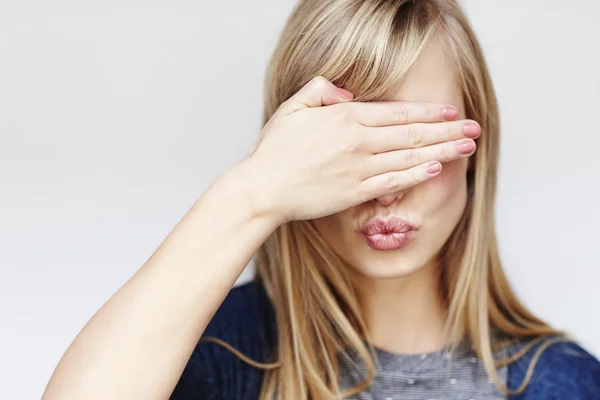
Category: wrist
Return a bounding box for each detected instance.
[214,158,286,230]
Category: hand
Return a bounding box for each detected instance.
[237,76,480,225]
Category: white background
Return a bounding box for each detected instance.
[1,1,599,398]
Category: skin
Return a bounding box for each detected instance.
[312,32,477,354]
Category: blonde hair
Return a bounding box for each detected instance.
[211,0,570,398]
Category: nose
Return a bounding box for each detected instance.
[375,190,405,207]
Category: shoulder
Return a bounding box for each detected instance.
[170,281,276,400]
[508,336,600,400]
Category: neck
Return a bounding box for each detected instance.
[354,258,460,354]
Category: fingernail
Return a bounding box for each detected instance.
[463,121,481,138]
[426,161,442,174]
[457,139,475,154]
[442,106,458,120]
[336,87,354,99]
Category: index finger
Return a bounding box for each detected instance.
[351,101,459,127]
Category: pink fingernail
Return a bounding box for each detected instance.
[336,87,354,99]
[442,106,458,120]
[463,121,481,138]
[457,139,475,154]
[426,161,441,174]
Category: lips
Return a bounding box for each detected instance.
[359,216,416,235]
[358,216,417,251]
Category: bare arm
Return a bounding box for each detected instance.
[42,161,280,400]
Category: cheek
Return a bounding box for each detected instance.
[312,212,348,244]
[312,206,360,256]
[416,158,468,206]
[421,160,469,247]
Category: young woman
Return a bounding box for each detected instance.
[43,0,600,399]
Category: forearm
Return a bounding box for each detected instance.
[42,162,279,400]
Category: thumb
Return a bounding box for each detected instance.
[274,75,354,118]
[245,76,354,157]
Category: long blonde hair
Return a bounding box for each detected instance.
[217,0,569,398]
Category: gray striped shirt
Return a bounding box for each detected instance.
[338,338,517,400]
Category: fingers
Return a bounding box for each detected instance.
[351,100,458,127]
[366,138,476,178]
[359,161,443,201]
[274,76,354,118]
[363,119,481,154]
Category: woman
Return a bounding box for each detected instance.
[43,0,600,399]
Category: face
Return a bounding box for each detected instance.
[312,33,471,279]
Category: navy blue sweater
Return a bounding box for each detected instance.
[170,281,600,399]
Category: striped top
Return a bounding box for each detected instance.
[339,337,519,400]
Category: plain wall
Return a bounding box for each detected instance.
[1,1,598,398]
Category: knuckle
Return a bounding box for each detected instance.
[428,106,441,121]
[392,104,409,124]
[407,125,423,146]
[385,174,399,190]
[405,149,420,167]
[356,184,373,203]
[353,130,369,151]
[444,123,453,141]
[341,138,361,154]
[437,144,449,161]
[339,126,365,155]
[312,75,329,90]
[411,167,422,185]
[335,104,354,124]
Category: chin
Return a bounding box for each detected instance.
[344,241,432,280]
